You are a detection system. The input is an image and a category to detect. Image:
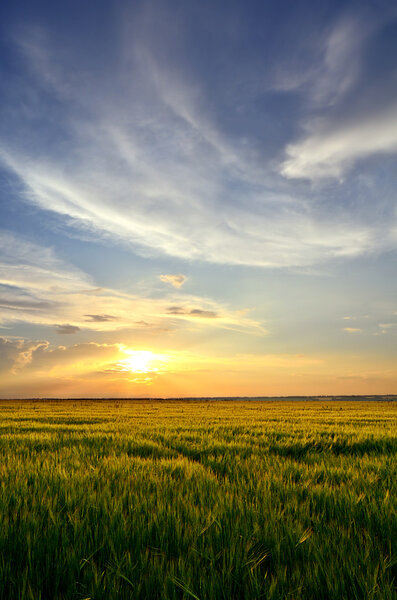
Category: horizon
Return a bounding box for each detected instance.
[1,395,396,402]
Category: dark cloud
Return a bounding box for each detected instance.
[167,306,218,318]
[84,314,117,322]
[55,324,80,334]
[0,288,54,312]
[189,309,218,318]
[167,306,185,315]
[0,298,53,311]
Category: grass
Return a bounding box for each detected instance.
[0,399,395,599]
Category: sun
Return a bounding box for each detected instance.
[116,350,165,374]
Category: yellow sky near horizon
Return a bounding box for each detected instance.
[1,340,396,398]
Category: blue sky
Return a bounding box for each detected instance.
[0,0,396,397]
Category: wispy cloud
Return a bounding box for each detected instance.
[378,322,397,335]
[279,11,397,181]
[272,15,370,106]
[280,104,397,181]
[0,230,89,293]
[311,16,371,107]
[0,232,263,335]
[1,16,395,269]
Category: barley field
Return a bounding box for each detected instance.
[0,399,395,600]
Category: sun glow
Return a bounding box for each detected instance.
[116,350,167,374]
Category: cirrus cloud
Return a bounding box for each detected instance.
[1,12,396,270]
[0,231,264,336]
[280,104,397,181]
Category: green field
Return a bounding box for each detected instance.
[0,399,395,600]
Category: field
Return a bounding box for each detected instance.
[0,399,395,600]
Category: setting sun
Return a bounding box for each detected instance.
[116,350,167,374]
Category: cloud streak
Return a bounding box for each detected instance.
[279,10,397,181]
[167,306,218,319]
[84,314,118,322]
[281,104,397,181]
[0,231,263,336]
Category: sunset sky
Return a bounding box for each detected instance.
[0,0,396,398]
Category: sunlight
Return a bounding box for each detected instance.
[116,350,166,374]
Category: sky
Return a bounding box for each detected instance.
[0,0,396,398]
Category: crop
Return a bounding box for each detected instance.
[0,399,395,599]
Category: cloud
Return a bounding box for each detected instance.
[280,104,397,181]
[0,232,263,336]
[0,296,53,311]
[1,17,395,269]
[343,327,361,333]
[378,323,396,335]
[167,306,218,319]
[55,324,80,334]
[2,141,386,267]
[189,308,218,318]
[272,15,370,106]
[84,314,118,322]
[310,16,372,107]
[25,341,124,372]
[23,341,124,373]
[0,230,89,292]
[278,11,397,181]
[0,336,48,373]
[159,274,187,288]
[0,338,129,397]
